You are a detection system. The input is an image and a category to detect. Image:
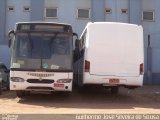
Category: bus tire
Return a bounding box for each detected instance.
[111,86,119,94]
[16,91,26,98]
[0,82,2,95]
[6,85,10,91]
[6,82,10,91]
[59,91,71,96]
[63,92,71,97]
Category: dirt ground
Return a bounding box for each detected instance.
[0,85,160,114]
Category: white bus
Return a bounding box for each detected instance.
[74,22,144,93]
[8,22,78,98]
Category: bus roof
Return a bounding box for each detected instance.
[15,22,71,26]
[86,22,141,27]
[80,22,142,38]
[15,22,72,33]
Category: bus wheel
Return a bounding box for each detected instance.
[6,82,10,91]
[6,85,10,91]
[63,92,71,97]
[16,91,26,98]
[0,82,2,95]
[111,86,119,94]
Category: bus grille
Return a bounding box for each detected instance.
[27,79,54,84]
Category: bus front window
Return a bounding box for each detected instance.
[11,33,73,71]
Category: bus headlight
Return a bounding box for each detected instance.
[57,79,72,83]
[11,77,25,82]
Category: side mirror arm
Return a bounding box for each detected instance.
[8,30,15,48]
[73,33,78,39]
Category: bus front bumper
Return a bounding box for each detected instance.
[10,81,72,92]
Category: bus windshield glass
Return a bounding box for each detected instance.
[11,32,73,71]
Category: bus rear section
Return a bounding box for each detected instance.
[78,22,144,93]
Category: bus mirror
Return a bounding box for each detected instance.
[75,39,80,48]
[8,30,15,48]
[73,33,78,39]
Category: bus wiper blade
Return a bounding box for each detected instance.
[49,32,59,48]
[27,31,33,57]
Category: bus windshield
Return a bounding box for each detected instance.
[11,32,73,71]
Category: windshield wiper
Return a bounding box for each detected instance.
[49,32,59,49]
[27,31,33,57]
[40,38,43,69]
[26,32,43,69]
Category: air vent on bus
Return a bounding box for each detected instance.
[27,79,54,84]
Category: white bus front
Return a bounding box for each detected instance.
[9,23,76,97]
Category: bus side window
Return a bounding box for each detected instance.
[81,30,87,49]
[81,30,87,55]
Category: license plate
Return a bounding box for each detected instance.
[54,83,64,88]
[109,79,120,84]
